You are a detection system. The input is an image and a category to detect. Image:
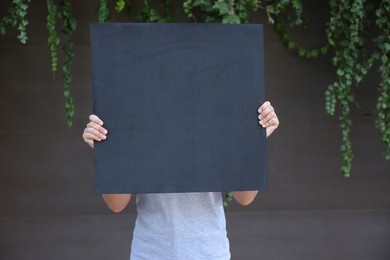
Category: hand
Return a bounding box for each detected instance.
[82,114,108,148]
[258,101,279,138]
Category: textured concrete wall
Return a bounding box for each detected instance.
[1,0,389,218]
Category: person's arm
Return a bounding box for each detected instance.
[102,194,132,213]
[232,101,279,206]
[232,191,258,206]
[82,114,132,213]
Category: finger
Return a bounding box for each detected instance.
[258,106,274,120]
[83,131,102,142]
[89,114,104,126]
[87,122,108,135]
[258,101,271,113]
[260,111,276,125]
[83,131,99,142]
[262,117,279,128]
[86,127,106,140]
[266,125,276,138]
[86,139,94,148]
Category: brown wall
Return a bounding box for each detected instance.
[1,0,389,218]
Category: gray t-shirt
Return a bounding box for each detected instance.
[130,192,230,260]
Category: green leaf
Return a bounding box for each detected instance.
[222,15,240,24]
[212,1,230,15]
[287,41,295,50]
[115,0,125,12]
[298,48,305,57]
[275,22,283,33]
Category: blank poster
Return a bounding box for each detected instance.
[90,22,267,194]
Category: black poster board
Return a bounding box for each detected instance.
[91,23,267,194]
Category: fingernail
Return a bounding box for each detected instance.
[102,135,106,139]
[103,129,108,134]
[258,115,262,119]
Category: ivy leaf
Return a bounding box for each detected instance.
[192,0,208,7]
[298,48,305,57]
[212,1,230,16]
[222,15,240,24]
[115,0,125,13]
[311,49,319,58]
[287,41,295,50]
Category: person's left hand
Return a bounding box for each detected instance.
[258,101,279,138]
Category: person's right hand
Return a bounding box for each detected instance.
[82,114,108,148]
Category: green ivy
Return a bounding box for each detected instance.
[326,0,379,177]
[182,0,260,24]
[0,0,30,44]
[273,18,329,58]
[46,0,60,76]
[115,0,173,23]
[99,0,111,23]
[265,1,329,59]
[374,0,390,160]
[62,39,75,127]
[44,0,76,127]
[223,192,233,207]
[59,0,77,127]
[1,0,389,180]
[264,0,302,25]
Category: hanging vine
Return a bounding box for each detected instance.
[0,0,389,179]
[266,0,330,59]
[374,0,390,160]
[263,0,389,176]
[99,0,111,23]
[114,0,173,23]
[59,0,77,127]
[0,0,30,44]
[274,18,329,58]
[44,0,77,126]
[325,0,377,176]
[182,0,259,24]
[46,0,60,76]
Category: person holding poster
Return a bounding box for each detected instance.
[82,100,279,259]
